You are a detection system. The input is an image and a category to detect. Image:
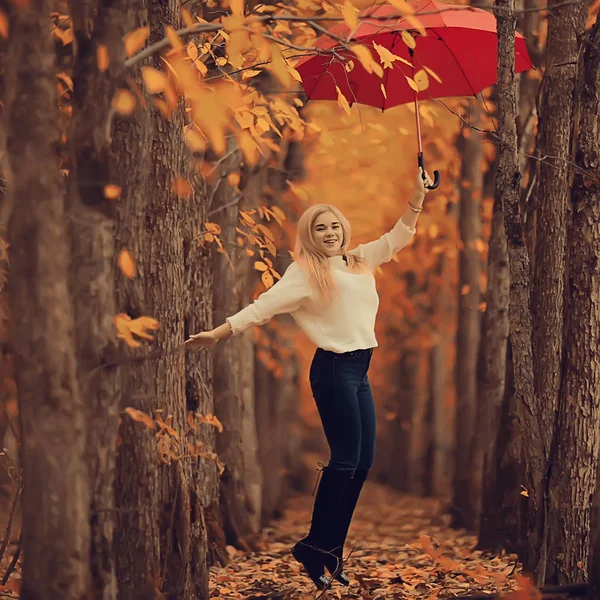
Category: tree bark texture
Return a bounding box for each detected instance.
[453,98,483,531]
[495,0,547,582]
[113,2,216,598]
[472,190,509,537]
[478,341,523,553]
[212,144,259,551]
[5,2,90,598]
[531,0,586,460]
[67,1,138,597]
[545,18,600,586]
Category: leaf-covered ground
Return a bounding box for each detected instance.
[210,481,526,600]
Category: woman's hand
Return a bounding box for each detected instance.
[185,331,219,350]
[415,167,434,198]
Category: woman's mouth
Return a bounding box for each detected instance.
[324,239,337,246]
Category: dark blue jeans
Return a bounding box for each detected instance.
[309,348,376,473]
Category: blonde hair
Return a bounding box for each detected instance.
[294,204,367,302]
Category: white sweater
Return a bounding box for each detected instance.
[226,217,416,353]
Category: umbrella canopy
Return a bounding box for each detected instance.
[295,0,534,110]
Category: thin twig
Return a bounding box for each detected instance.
[1,529,21,586]
[0,484,22,567]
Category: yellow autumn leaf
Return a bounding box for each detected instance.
[373,42,412,69]
[204,232,215,243]
[103,184,122,199]
[187,41,199,61]
[405,75,418,92]
[114,313,159,348]
[205,222,222,234]
[227,172,241,187]
[342,0,358,29]
[227,29,250,70]
[242,69,263,80]
[388,0,415,14]
[118,249,136,278]
[237,131,260,167]
[124,407,155,429]
[351,44,383,78]
[401,30,416,49]
[261,269,275,289]
[185,127,207,152]
[172,177,193,199]
[124,26,150,58]
[423,65,443,83]
[270,205,286,224]
[97,45,109,72]
[254,261,268,271]
[335,85,351,115]
[196,412,224,432]
[267,43,292,88]
[141,67,168,94]
[414,68,429,91]
[165,25,184,51]
[381,83,387,99]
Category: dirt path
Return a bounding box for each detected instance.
[209,481,525,599]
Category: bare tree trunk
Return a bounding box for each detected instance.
[453,98,483,531]
[67,1,137,596]
[5,2,90,597]
[472,190,509,538]
[531,0,586,460]
[546,17,600,586]
[495,0,547,582]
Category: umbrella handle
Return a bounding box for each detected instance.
[418,154,440,190]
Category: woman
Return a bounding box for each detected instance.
[186,168,433,589]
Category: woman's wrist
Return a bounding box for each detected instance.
[212,322,233,341]
[411,192,425,207]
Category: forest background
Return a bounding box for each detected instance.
[0,0,599,598]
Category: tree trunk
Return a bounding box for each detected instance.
[531,0,586,460]
[478,341,523,553]
[212,144,259,551]
[5,2,90,597]
[495,0,547,582]
[545,18,600,586]
[453,98,483,531]
[67,1,137,596]
[472,190,510,537]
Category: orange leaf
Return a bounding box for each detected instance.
[187,41,199,61]
[227,172,241,187]
[405,76,418,92]
[423,65,443,83]
[185,127,207,152]
[155,412,179,438]
[196,412,224,432]
[97,45,109,71]
[142,67,168,94]
[342,0,358,29]
[335,85,351,115]
[124,407,155,429]
[103,184,122,199]
[165,25,184,51]
[154,98,172,119]
[414,69,429,91]
[172,177,193,199]
[204,232,215,243]
[254,261,268,272]
[261,269,275,289]
[461,284,470,295]
[114,313,159,348]
[205,222,222,234]
[118,249,136,278]
[112,89,136,115]
[181,7,195,28]
[401,30,416,49]
[0,10,8,38]
[124,26,150,58]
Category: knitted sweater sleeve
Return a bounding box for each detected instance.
[349,218,415,270]
[226,262,309,335]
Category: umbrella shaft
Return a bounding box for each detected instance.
[414,95,423,154]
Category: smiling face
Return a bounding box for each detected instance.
[312,210,344,257]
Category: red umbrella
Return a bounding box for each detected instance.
[295,0,533,189]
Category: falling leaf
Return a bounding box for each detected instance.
[112,89,136,115]
[227,172,240,187]
[414,69,429,91]
[124,26,150,58]
[405,75,419,92]
[351,44,383,77]
[0,10,8,38]
[373,42,413,69]
[124,407,155,429]
[520,486,529,497]
[342,0,358,29]
[103,184,122,199]
[336,85,351,115]
[172,177,193,199]
[141,67,168,94]
[118,249,136,278]
[401,30,416,49]
[97,45,109,72]
[254,261,268,272]
[114,314,159,348]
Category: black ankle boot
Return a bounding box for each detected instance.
[293,466,354,588]
[323,468,370,585]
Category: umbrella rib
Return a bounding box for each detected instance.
[381,33,401,112]
[432,29,480,97]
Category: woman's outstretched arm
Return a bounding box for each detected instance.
[349,169,432,270]
[185,262,308,350]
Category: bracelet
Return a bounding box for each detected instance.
[408,203,423,213]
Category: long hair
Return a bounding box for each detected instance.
[294,204,367,302]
